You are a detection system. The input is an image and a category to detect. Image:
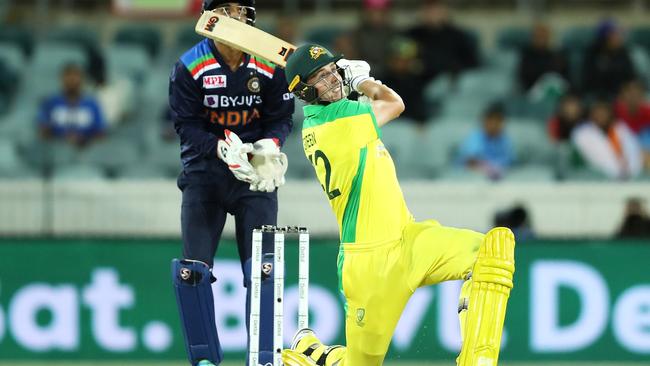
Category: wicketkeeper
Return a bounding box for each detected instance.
[280,44,516,366]
[168,1,293,365]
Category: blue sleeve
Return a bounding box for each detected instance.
[259,67,294,146]
[169,61,217,159]
[456,130,483,165]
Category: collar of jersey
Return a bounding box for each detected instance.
[303,98,346,117]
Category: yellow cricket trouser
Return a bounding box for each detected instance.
[338,220,484,366]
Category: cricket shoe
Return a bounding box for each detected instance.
[285,328,345,366]
[196,360,216,366]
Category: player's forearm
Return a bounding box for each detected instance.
[358,80,404,108]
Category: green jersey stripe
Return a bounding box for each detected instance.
[341,147,367,242]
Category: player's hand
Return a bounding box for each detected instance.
[217,129,259,184]
[358,79,383,103]
[336,59,375,92]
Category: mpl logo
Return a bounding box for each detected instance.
[203,75,227,89]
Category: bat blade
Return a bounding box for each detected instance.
[195,12,296,68]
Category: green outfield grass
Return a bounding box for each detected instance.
[1,363,648,366]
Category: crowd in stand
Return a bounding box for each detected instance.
[1,0,650,182]
[322,0,650,181]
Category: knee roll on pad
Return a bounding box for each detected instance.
[457,227,515,366]
[172,259,223,365]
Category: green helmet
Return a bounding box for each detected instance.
[285,44,342,103]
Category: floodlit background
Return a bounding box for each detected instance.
[0,0,649,364]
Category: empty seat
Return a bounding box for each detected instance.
[457,69,514,99]
[53,163,106,180]
[496,27,531,51]
[106,44,149,82]
[113,25,162,60]
[561,27,594,52]
[79,137,141,176]
[380,120,426,179]
[422,119,474,177]
[0,26,34,58]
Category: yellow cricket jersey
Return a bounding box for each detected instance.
[301,98,413,244]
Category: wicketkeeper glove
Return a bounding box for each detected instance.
[249,138,288,193]
[336,58,375,92]
[217,129,259,184]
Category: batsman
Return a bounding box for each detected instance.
[168,1,293,365]
[281,44,516,366]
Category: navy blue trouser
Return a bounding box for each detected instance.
[177,167,277,365]
[178,169,278,268]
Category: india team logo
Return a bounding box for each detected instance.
[247,76,261,93]
[309,46,326,60]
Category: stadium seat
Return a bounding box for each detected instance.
[304,26,346,50]
[52,163,106,180]
[106,44,149,83]
[561,26,595,52]
[78,137,141,177]
[630,46,650,85]
[504,165,554,182]
[630,27,650,54]
[27,43,88,100]
[506,120,553,165]
[113,25,162,60]
[496,26,531,51]
[380,119,426,179]
[485,49,520,74]
[45,26,99,48]
[0,42,25,72]
[283,131,312,179]
[439,96,493,121]
[457,69,514,99]
[421,118,474,177]
[0,26,33,58]
[175,23,204,51]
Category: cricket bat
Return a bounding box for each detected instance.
[195,11,296,68]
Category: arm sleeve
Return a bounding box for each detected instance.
[169,61,217,159]
[259,67,294,147]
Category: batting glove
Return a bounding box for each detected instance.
[336,58,375,92]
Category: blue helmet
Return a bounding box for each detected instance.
[202,0,256,25]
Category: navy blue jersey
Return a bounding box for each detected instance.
[169,38,294,172]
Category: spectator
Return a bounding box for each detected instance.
[494,204,535,241]
[614,78,650,135]
[405,0,479,82]
[548,93,584,180]
[572,100,643,179]
[548,93,584,143]
[456,102,515,180]
[37,63,106,148]
[518,22,569,92]
[581,20,636,99]
[381,37,427,124]
[352,0,396,80]
[617,198,650,239]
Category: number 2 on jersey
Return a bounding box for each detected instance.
[308,150,341,200]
